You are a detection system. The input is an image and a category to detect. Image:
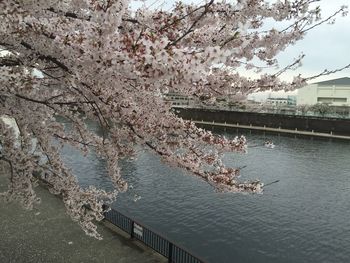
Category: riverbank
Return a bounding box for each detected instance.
[176,107,350,136]
[194,120,350,140]
[0,161,166,263]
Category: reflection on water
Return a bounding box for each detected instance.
[62,126,350,263]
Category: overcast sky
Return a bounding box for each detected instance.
[132,0,350,83]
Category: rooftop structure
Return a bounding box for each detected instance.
[297,77,350,106]
[314,77,350,86]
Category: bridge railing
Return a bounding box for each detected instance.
[104,208,206,263]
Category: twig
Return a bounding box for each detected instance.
[264,180,280,187]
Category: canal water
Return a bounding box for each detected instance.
[62,127,350,263]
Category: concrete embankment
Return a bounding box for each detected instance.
[194,120,350,140]
[176,107,350,138]
[0,161,166,263]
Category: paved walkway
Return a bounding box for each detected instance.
[0,161,166,263]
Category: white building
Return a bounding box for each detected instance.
[267,96,296,106]
[164,92,195,107]
[297,77,350,106]
[267,97,288,105]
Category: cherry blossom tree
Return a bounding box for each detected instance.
[310,102,332,117]
[0,0,348,238]
[297,104,310,115]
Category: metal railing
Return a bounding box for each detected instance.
[104,208,206,263]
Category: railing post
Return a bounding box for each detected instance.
[130,221,134,239]
[168,243,173,263]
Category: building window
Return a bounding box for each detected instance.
[334,98,347,103]
[317,97,347,103]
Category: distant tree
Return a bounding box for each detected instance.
[228,101,239,109]
[297,104,310,115]
[336,107,350,118]
[0,0,348,238]
[310,103,331,117]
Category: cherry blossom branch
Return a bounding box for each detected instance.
[301,6,347,33]
[165,0,214,48]
[159,1,213,32]
[303,63,350,82]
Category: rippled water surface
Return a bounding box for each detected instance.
[62,128,350,263]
